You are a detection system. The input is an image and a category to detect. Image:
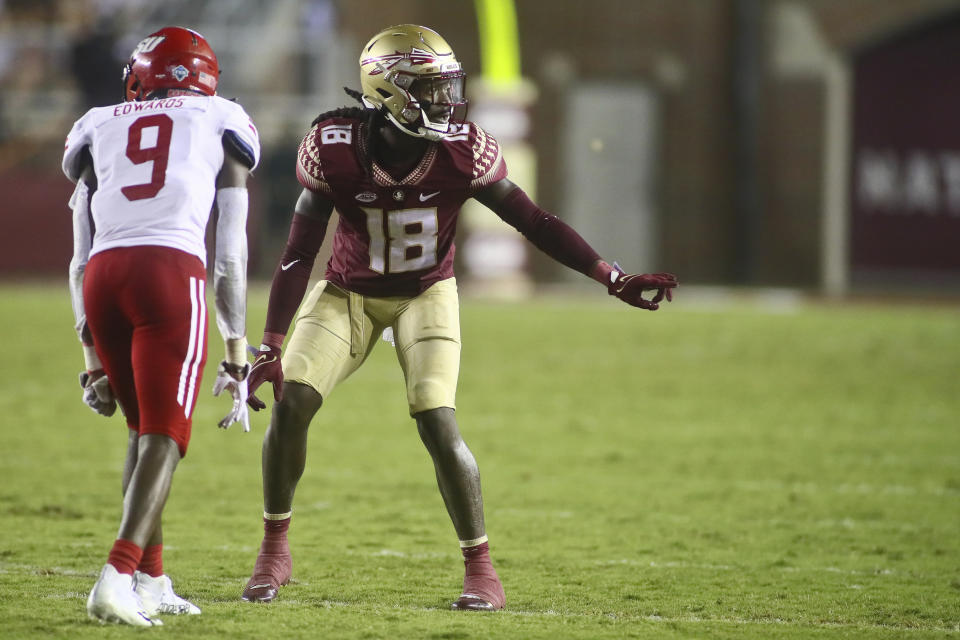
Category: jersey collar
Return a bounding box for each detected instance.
[358,122,438,186]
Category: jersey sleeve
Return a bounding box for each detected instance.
[295,125,333,195]
[62,112,92,183]
[220,100,261,171]
[469,124,508,193]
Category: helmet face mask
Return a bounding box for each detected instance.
[123,26,219,102]
[409,74,465,110]
[359,25,467,141]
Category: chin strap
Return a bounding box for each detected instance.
[361,91,450,141]
[383,109,447,142]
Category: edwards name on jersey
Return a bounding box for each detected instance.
[296,117,507,297]
[62,95,261,265]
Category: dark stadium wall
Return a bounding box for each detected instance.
[0,169,75,277]
[762,0,960,290]
[848,11,960,289]
[0,167,266,280]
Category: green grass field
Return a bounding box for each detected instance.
[1,283,957,639]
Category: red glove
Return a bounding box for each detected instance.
[608,263,678,310]
[246,336,284,411]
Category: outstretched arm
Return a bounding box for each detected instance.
[474,179,677,309]
[246,188,333,410]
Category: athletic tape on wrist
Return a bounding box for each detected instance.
[225,337,248,366]
[82,344,101,371]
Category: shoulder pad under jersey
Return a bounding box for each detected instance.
[296,117,362,194]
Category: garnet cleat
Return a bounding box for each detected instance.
[451,594,498,611]
[241,551,291,603]
[241,580,284,603]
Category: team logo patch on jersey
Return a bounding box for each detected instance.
[355,191,377,203]
[392,189,405,202]
[172,65,190,82]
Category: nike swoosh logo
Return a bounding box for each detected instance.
[419,191,440,202]
[253,354,277,368]
[281,259,300,271]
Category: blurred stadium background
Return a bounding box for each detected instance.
[2,0,960,297]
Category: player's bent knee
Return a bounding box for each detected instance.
[415,407,463,453]
[273,381,323,428]
[415,405,455,426]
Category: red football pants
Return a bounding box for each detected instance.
[83,246,208,457]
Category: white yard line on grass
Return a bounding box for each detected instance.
[596,558,900,577]
[735,479,960,497]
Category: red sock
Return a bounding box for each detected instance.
[138,544,163,577]
[248,517,292,587]
[461,541,505,608]
[107,539,143,576]
[262,517,290,554]
[462,541,491,564]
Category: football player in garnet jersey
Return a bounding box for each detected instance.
[63,26,261,626]
[240,24,677,611]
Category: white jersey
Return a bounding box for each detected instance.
[62,95,260,265]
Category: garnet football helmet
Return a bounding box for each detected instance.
[122,26,219,101]
[359,24,466,141]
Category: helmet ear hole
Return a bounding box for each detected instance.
[376,88,391,99]
[125,75,140,101]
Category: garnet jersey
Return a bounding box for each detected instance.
[296,117,507,297]
[62,95,260,265]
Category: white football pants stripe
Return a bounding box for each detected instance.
[177,277,205,417]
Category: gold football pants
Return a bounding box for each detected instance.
[282,278,461,415]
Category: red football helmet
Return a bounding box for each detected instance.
[122,26,219,101]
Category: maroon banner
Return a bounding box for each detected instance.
[851,13,960,274]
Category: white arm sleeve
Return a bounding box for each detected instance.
[213,187,249,364]
[68,180,93,341]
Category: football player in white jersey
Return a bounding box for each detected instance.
[62,26,261,626]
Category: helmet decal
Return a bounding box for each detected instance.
[198,71,216,89]
[171,65,190,82]
[361,48,440,75]
[358,25,467,141]
[133,35,166,55]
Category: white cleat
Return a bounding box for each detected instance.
[134,571,202,616]
[87,564,161,626]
